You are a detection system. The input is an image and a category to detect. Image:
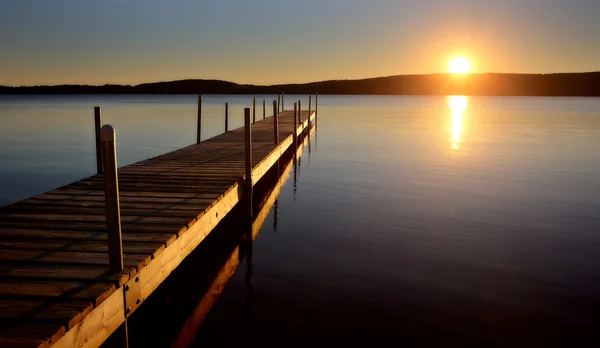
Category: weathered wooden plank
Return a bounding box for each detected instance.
[14,199,211,212]
[0,221,187,236]
[0,228,177,246]
[36,191,221,200]
[2,204,204,219]
[0,264,134,287]
[0,300,93,330]
[0,240,165,258]
[0,214,194,228]
[0,250,151,270]
[0,280,116,307]
[0,324,65,348]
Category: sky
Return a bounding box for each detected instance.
[0,0,599,86]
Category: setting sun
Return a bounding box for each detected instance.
[448,57,471,74]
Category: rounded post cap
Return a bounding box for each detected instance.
[101,124,116,141]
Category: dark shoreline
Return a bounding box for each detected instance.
[1,72,599,96]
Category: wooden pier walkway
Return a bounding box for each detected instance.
[0,99,316,348]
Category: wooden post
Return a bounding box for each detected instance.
[101,125,124,273]
[273,100,279,144]
[244,108,253,220]
[308,95,312,129]
[316,93,319,125]
[281,93,285,111]
[225,102,229,132]
[293,103,297,148]
[298,100,302,125]
[253,98,256,124]
[263,100,266,119]
[94,106,103,174]
[277,95,281,112]
[308,94,312,127]
[196,95,202,144]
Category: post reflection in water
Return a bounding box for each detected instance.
[243,219,255,304]
[273,200,278,231]
[293,155,298,201]
[448,95,468,150]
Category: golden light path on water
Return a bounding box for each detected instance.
[448,96,468,150]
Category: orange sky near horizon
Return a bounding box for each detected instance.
[0,0,598,86]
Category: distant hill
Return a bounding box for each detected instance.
[1,72,599,96]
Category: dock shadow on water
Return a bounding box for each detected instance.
[103,128,315,348]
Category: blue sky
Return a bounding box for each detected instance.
[1,0,598,85]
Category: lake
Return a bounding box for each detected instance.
[1,95,600,346]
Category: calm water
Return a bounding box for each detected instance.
[2,95,600,346]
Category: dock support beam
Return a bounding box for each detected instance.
[101,124,128,347]
[196,95,202,144]
[316,93,319,126]
[94,107,103,174]
[273,100,279,144]
[243,107,254,286]
[101,125,124,273]
[225,102,229,132]
[308,95,312,129]
[244,107,253,219]
[293,103,298,148]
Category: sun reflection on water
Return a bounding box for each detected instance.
[448,96,468,150]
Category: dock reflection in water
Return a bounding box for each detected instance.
[122,127,315,348]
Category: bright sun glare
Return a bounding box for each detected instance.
[448,57,471,74]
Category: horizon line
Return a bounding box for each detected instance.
[2,71,599,89]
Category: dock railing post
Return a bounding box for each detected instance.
[273,100,279,144]
[225,102,229,132]
[281,93,285,111]
[263,100,266,119]
[101,125,124,273]
[94,106,103,174]
[316,93,319,126]
[298,100,302,126]
[196,95,203,144]
[244,108,253,221]
[293,102,298,148]
[277,95,281,112]
[253,97,256,124]
[308,95,312,129]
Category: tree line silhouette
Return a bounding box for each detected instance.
[1,72,599,96]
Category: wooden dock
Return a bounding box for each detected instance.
[0,97,317,348]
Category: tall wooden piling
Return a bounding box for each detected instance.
[94,106,103,174]
[196,95,203,144]
[244,108,253,220]
[225,102,229,132]
[281,93,285,111]
[101,125,124,273]
[293,103,298,148]
[273,100,279,144]
[253,98,256,124]
[298,100,302,125]
[263,100,266,119]
[308,95,312,129]
[316,93,319,125]
[277,95,281,112]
